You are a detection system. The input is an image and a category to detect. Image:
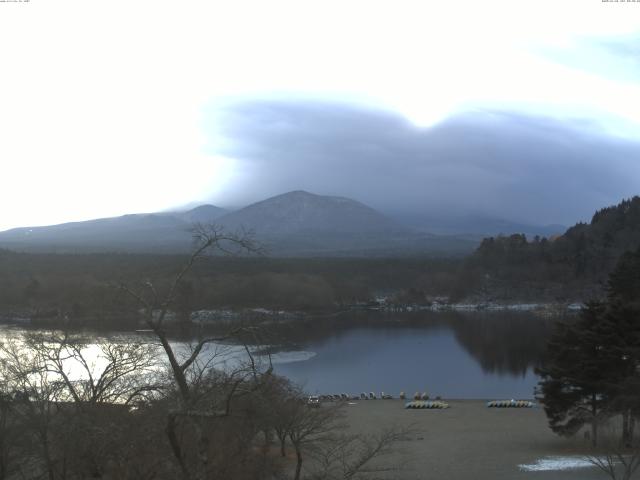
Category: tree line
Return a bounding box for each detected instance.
[536,246,640,478]
[3,196,640,331]
[0,248,467,329]
[469,197,640,301]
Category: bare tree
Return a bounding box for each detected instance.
[308,427,410,480]
[286,401,345,480]
[0,225,282,480]
[0,338,65,480]
[22,331,161,406]
[585,422,640,480]
[0,330,168,480]
[118,224,267,480]
[0,388,20,480]
[118,224,262,404]
[273,390,409,480]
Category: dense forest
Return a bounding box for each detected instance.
[1,197,639,329]
[0,251,467,328]
[468,196,640,301]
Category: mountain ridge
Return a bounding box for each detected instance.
[0,190,540,256]
[216,190,404,235]
[473,195,640,277]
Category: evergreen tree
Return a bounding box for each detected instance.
[602,248,640,444]
[537,247,640,446]
[536,301,610,445]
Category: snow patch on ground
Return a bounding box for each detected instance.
[268,351,317,364]
[519,456,595,472]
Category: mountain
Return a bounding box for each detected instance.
[0,204,225,254]
[175,205,227,224]
[213,190,465,256]
[217,190,401,235]
[0,192,479,256]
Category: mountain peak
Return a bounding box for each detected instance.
[0,191,480,256]
[282,190,315,196]
[178,204,227,224]
[268,190,344,202]
[217,191,400,235]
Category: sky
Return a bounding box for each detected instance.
[0,0,639,231]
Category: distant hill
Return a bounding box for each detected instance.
[217,190,401,235]
[176,205,228,224]
[0,204,225,254]
[214,190,475,256]
[472,196,640,278]
[0,191,480,256]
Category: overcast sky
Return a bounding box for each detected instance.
[1,1,639,230]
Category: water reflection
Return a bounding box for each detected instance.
[0,311,558,399]
[265,311,556,398]
[262,311,555,375]
[448,312,555,376]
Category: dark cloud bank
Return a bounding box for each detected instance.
[206,100,640,227]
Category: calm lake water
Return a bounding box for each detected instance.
[0,311,561,400]
[267,311,558,399]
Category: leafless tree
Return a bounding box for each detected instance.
[0,387,20,480]
[272,390,409,480]
[286,401,346,480]
[0,338,65,480]
[0,331,168,480]
[118,225,262,404]
[308,427,410,480]
[118,224,268,480]
[585,422,640,480]
[21,331,162,406]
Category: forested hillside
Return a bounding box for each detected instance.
[0,251,466,328]
[467,196,640,300]
[2,197,639,328]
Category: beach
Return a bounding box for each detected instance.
[340,399,605,480]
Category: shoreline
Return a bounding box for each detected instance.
[0,302,575,332]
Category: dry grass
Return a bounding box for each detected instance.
[338,399,606,480]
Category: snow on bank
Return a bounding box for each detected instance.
[268,351,317,364]
[518,456,595,472]
[420,302,584,313]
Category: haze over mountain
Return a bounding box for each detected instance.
[397,213,566,238]
[215,190,446,256]
[0,189,573,257]
[0,205,228,254]
[209,101,640,228]
[0,191,483,256]
[177,205,228,225]
[218,191,401,235]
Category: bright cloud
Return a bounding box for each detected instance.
[0,0,639,230]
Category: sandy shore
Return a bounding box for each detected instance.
[340,399,606,480]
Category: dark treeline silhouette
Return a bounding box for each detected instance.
[537,246,640,448]
[2,196,640,331]
[467,196,640,301]
[0,251,467,329]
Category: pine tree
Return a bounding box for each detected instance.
[602,247,640,445]
[536,301,610,445]
[537,247,640,446]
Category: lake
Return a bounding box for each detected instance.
[0,311,562,400]
[267,311,558,399]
